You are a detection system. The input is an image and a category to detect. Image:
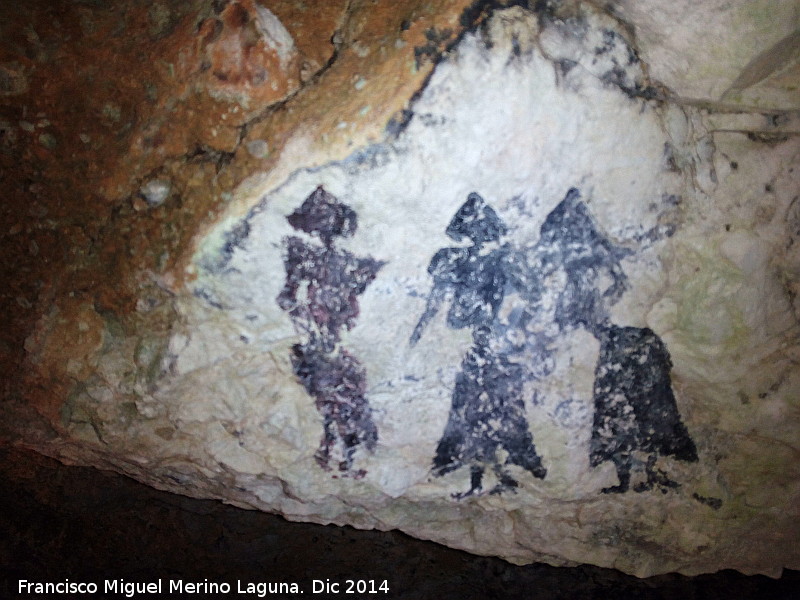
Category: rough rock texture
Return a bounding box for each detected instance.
[611,0,800,109]
[4,447,799,599]
[2,0,799,579]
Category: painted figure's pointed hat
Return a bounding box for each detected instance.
[446,192,507,244]
[538,188,631,264]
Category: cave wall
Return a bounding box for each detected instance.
[2,0,798,578]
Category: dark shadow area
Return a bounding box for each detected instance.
[1,447,797,599]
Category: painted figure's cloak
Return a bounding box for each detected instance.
[589,324,698,467]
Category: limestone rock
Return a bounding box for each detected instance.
[3,0,799,579]
[611,0,800,109]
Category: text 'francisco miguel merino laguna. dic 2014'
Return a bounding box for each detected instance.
[19,578,392,597]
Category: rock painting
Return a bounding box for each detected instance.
[411,193,547,499]
[528,188,698,494]
[528,188,632,338]
[277,186,384,478]
[412,188,698,498]
[590,325,698,493]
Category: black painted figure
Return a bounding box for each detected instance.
[531,188,632,336]
[277,186,384,478]
[590,325,698,493]
[531,188,697,493]
[411,193,547,499]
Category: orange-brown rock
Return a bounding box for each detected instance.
[0,0,492,429]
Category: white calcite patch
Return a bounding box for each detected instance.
[253,4,296,70]
[58,5,799,577]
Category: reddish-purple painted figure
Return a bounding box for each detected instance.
[277,186,384,477]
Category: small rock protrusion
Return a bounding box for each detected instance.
[245,139,269,158]
[139,179,171,207]
[0,62,28,96]
[38,132,57,150]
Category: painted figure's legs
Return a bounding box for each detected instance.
[634,454,679,492]
[337,428,367,479]
[511,450,547,480]
[314,418,335,471]
[488,464,519,495]
[450,463,526,498]
[602,453,632,494]
[451,465,484,500]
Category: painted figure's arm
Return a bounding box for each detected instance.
[409,282,448,346]
[352,255,386,293]
[602,255,630,304]
[409,247,463,346]
[276,237,304,311]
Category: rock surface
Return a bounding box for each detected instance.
[2,0,799,578]
[4,446,799,598]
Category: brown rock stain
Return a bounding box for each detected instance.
[1,0,480,429]
[23,301,105,424]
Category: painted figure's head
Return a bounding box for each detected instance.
[287,186,357,245]
[537,188,597,252]
[446,192,507,245]
[534,188,631,333]
[537,187,632,263]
